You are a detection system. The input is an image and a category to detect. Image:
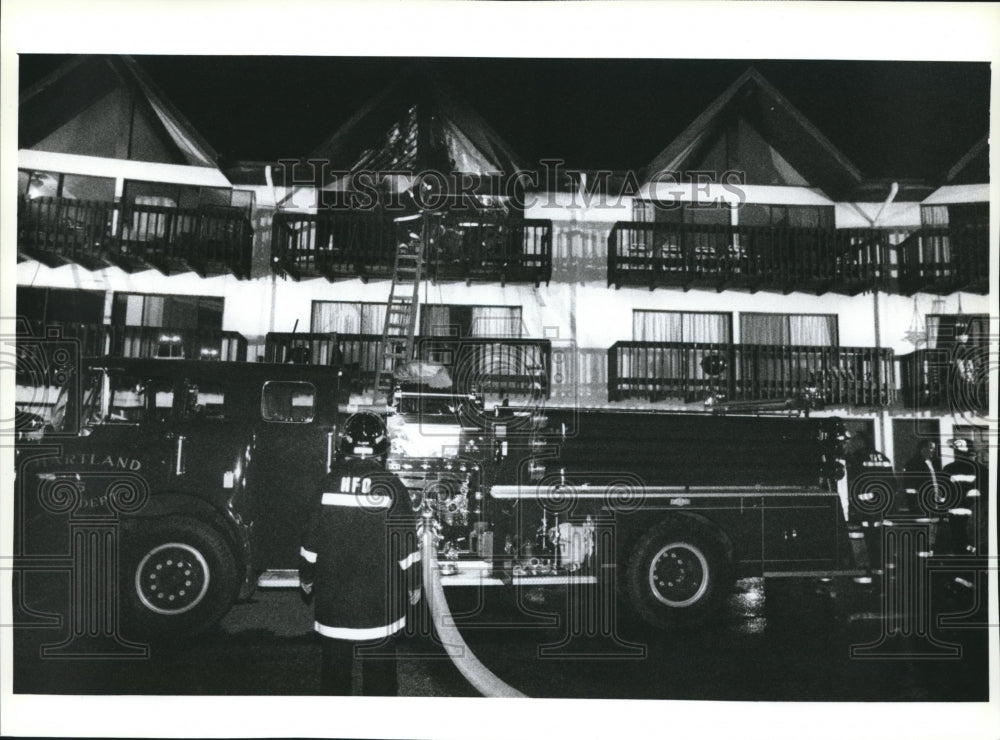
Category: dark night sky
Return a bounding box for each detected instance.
[18,55,990,181]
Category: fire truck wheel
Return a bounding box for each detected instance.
[122,517,239,637]
[625,521,732,628]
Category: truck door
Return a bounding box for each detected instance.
[168,378,251,503]
[71,368,175,494]
[251,380,336,569]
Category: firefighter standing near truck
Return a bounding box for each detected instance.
[942,438,986,555]
[299,412,422,696]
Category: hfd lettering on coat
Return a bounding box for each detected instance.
[340,476,372,494]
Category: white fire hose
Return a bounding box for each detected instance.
[420,516,527,698]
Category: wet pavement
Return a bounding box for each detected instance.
[12,572,990,700]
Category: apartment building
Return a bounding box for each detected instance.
[15,56,992,467]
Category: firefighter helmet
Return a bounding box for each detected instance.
[340,412,389,457]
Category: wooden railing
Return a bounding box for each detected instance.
[105,326,247,362]
[897,224,990,295]
[265,332,551,396]
[608,222,902,294]
[608,341,895,407]
[272,210,552,285]
[14,322,246,388]
[550,346,609,403]
[17,196,254,278]
[898,348,989,414]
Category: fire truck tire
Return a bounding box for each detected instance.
[121,517,239,637]
[625,521,732,629]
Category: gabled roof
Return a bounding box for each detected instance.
[19,55,219,167]
[944,135,988,185]
[642,68,863,198]
[306,63,524,178]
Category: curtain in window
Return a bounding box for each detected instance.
[683,312,730,343]
[920,206,949,227]
[470,306,521,337]
[741,314,788,345]
[789,315,836,346]
[742,314,836,347]
[311,302,386,334]
[633,311,730,343]
[633,311,683,342]
[312,302,361,333]
[360,305,386,334]
[422,305,454,336]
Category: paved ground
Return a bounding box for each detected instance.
[11,571,990,700]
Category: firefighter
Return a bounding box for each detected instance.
[942,438,986,555]
[299,412,421,696]
[901,439,943,514]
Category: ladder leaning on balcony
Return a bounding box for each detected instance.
[374,215,425,395]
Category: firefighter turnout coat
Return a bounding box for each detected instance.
[299,457,421,640]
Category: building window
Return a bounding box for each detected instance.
[17,287,105,325]
[111,293,224,330]
[312,301,387,335]
[920,203,988,229]
[421,305,523,338]
[633,200,731,227]
[632,310,732,344]
[740,313,838,346]
[926,314,989,350]
[18,169,115,202]
[123,180,254,212]
[736,203,834,229]
[313,301,523,338]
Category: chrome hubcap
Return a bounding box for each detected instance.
[648,542,709,607]
[136,543,210,615]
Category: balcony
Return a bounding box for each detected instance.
[272,210,552,286]
[105,326,247,362]
[15,322,247,388]
[898,348,989,415]
[608,341,895,408]
[265,332,551,396]
[607,222,899,295]
[17,196,253,279]
[897,224,990,295]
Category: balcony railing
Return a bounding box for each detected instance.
[265,332,551,396]
[105,326,248,362]
[898,348,989,414]
[550,346,609,403]
[17,196,253,279]
[15,322,247,387]
[897,224,990,295]
[272,210,552,285]
[608,341,895,407]
[608,222,900,295]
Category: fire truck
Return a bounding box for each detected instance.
[14,355,908,637]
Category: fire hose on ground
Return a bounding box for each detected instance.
[420,515,527,698]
